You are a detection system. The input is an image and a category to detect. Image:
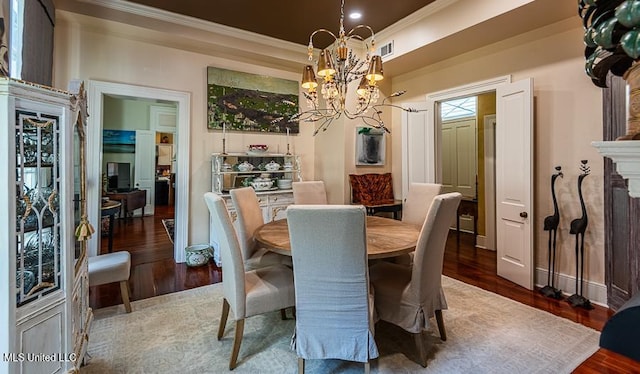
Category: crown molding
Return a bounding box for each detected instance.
[69,0,304,54]
[375,0,460,41]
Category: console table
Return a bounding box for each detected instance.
[106,189,146,220]
[101,200,121,253]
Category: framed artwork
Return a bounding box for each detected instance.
[356,127,385,166]
[103,130,136,153]
[207,66,300,134]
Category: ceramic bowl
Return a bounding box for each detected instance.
[251,179,274,190]
[247,144,269,155]
[237,161,254,172]
[185,244,212,267]
[265,160,281,171]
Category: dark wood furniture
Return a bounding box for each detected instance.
[106,189,147,220]
[100,200,121,253]
[456,198,478,246]
[348,173,403,220]
[254,216,420,259]
[603,74,640,311]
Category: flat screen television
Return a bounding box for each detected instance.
[107,162,131,192]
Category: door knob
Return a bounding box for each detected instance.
[520,211,528,218]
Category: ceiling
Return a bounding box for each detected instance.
[125,0,438,47]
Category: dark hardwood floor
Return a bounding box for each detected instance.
[94,208,639,372]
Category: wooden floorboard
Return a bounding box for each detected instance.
[92,208,639,372]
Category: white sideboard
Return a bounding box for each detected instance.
[209,152,302,266]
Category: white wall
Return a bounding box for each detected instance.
[53,7,608,290]
[390,18,606,286]
[53,11,315,246]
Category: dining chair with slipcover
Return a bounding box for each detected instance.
[402,183,442,227]
[287,205,379,373]
[230,187,292,270]
[292,181,328,205]
[393,182,442,265]
[369,192,462,367]
[204,192,296,370]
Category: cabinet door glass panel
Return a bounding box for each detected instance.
[15,110,61,306]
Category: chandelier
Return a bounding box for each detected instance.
[289,0,415,135]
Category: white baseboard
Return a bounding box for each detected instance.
[535,267,608,307]
[475,235,496,251]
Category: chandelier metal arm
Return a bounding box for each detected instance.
[308,29,339,48]
[294,0,426,136]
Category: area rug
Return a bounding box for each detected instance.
[161,218,174,244]
[82,277,599,374]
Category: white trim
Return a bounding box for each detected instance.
[87,80,190,262]
[535,267,608,307]
[375,0,460,44]
[426,76,510,184]
[475,235,490,250]
[483,114,496,251]
[73,0,303,53]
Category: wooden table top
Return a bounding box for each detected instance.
[254,216,420,259]
[101,200,121,211]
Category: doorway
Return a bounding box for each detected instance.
[86,80,190,262]
[438,95,496,250]
[404,75,534,289]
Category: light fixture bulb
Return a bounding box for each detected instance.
[365,55,384,82]
[301,65,318,90]
[317,50,336,77]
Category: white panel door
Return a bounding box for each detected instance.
[440,124,456,191]
[456,119,477,198]
[402,102,432,199]
[441,118,476,198]
[496,78,533,289]
[134,130,155,216]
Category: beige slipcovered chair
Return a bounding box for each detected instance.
[204,192,295,370]
[369,192,462,367]
[393,182,442,265]
[402,182,442,227]
[230,187,292,270]
[292,181,328,204]
[287,205,379,373]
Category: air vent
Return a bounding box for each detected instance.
[377,41,394,58]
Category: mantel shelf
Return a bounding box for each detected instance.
[592,140,640,198]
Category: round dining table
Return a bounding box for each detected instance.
[254,215,420,259]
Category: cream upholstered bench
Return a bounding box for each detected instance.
[88,251,132,313]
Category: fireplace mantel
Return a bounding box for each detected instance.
[592,140,640,198]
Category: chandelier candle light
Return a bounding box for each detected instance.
[289,0,421,135]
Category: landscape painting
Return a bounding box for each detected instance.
[103,130,136,153]
[207,67,300,134]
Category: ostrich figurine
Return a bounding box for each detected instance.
[540,166,563,299]
[567,160,593,309]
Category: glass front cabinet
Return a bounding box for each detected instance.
[209,152,302,265]
[1,79,84,373]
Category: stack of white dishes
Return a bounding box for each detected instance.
[277,178,292,189]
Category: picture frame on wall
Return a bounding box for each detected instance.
[207,66,300,134]
[355,126,385,166]
[103,130,136,153]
